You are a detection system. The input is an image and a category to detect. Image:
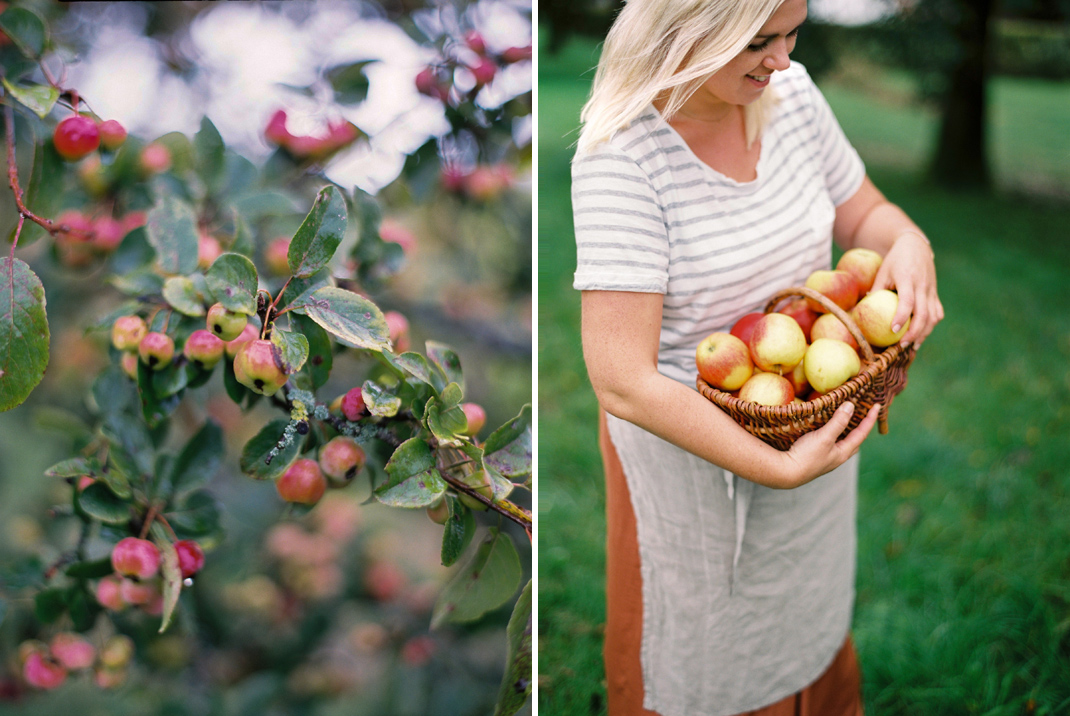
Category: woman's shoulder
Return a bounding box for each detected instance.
[573,107,678,168]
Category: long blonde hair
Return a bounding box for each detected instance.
[576,0,784,156]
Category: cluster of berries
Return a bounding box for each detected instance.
[19,633,135,691]
[264,109,360,160]
[440,162,515,202]
[52,209,146,267]
[52,114,127,162]
[414,29,531,102]
[95,537,205,616]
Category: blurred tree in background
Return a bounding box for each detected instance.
[0,1,532,714]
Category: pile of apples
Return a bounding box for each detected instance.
[696,248,910,406]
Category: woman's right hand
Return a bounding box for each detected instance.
[778,401,882,489]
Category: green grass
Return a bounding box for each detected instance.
[537,33,1070,716]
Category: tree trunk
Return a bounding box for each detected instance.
[929,0,996,189]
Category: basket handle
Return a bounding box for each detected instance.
[763,286,876,366]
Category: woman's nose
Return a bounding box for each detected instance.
[764,41,791,71]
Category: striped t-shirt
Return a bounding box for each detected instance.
[572,62,866,386]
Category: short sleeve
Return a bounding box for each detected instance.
[571,143,670,293]
[800,67,866,206]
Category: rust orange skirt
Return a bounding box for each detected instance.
[599,411,865,716]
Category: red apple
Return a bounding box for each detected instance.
[852,289,910,347]
[233,339,288,396]
[810,312,860,352]
[737,372,795,406]
[786,360,810,397]
[318,436,366,488]
[803,338,861,394]
[836,248,883,295]
[748,313,807,374]
[111,315,147,351]
[174,540,206,577]
[461,402,486,436]
[53,115,100,161]
[184,329,226,369]
[695,332,753,391]
[777,298,819,342]
[276,458,327,505]
[138,332,175,370]
[804,270,860,313]
[729,312,764,346]
[97,119,127,150]
[225,322,259,359]
[111,537,161,580]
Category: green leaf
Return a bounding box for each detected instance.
[0,7,47,58]
[426,341,463,390]
[0,258,49,412]
[162,276,207,316]
[65,557,114,580]
[431,528,522,628]
[168,420,224,497]
[374,436,448,509]
[483,404,532,482]
[34,588,66,624]
[289,286,390,351]
[44,457,101,479]
[67,587,97,632]
[109,267,165,296]
[240,419,301,480]
[1,78,58,118]
[441,496,476,567]
[165,490,221,538]
[425,394,467,447]
[292,314,332,389]
[271,327,309,375]
[154,534,182,634]
[20,141,64,247]
[205,252,258,314]
[381,350,434,385]
[76,481,131,524]
[494,579,533,716]
[146,195,200,275]
[362,379,401,418]
[233,190,302,221]
[194,115,225,193]
[287,185,348,278]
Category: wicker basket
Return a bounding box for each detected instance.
[696,286,917,451]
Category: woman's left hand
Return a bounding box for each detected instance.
[869,231,944,349]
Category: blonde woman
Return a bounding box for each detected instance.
[571,0,944,713]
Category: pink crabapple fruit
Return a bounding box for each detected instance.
[184,329,226,370]
[97,119,127,150]
[207,303,248,341]
[265,237,291,275]
[138,332,175,370]
[139,142,172,174]
[95,574,126,611]
[53,115,100,161]
[340,386,367,421]
[174,540,206,578]
[49,633,96,671]
[198,234,223,269]
[233,339,288,396]
[120,351,139,380]
[384,311,411,352]
[23,651,67,690]
[111,315,147,352]
[276,458,327,505]
[461,402,487,436]
[318,436,367,488]
[225,322,259,359]
[111,537,161,580]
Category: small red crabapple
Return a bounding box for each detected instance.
[53,115,100,161]
[265,236,291,275]
[174,540,206,578]
[92,216,126,253]
[111,315,147,351]
[461,402,486,436]
[120,351,139,380]
[119,577,159,606]
[233,339,288,396]
[426,497,449,525]
[138,332,175,370]
[401,635,436,667]
[49,633,96,671]
[318,436,366,488]
[501,45,532,63]
[469,57,497,86]
[225,322,259,359]
[198,234,223,269]
[440,164,469,193]
[365,560,406,602]
[207,303,248,341]
[139,142,172,174]
[184,329,225,370]
[276,458,327,505]
[95,574,126,611]
[23,651,67,690]
[341,386,367,421]
[378,218,416,255]
[383,311,410,352]
[97,119,127,150]
[99,635,135,670]
[464,30,486,55]
[111,537,161,580]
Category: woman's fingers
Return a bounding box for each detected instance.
[833,402,881,456]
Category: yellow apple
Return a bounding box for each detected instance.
[737,372,795,406]
[810,312,860,352]
[852,289,909,347]
[835,248,883,295]
[804,269,860,313]
[748,313,807,374]
[803,338,861,394]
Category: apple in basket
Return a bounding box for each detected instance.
[696,332,753,391]
[729,312,764,346]
[738,372,795,406]
[777,298,818,342]
[852,289,910,347]
[803,338,861,394]
[810,312,860,352]
[748,313,807,374]
[836,248,883,295]
[804,270,860,313]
